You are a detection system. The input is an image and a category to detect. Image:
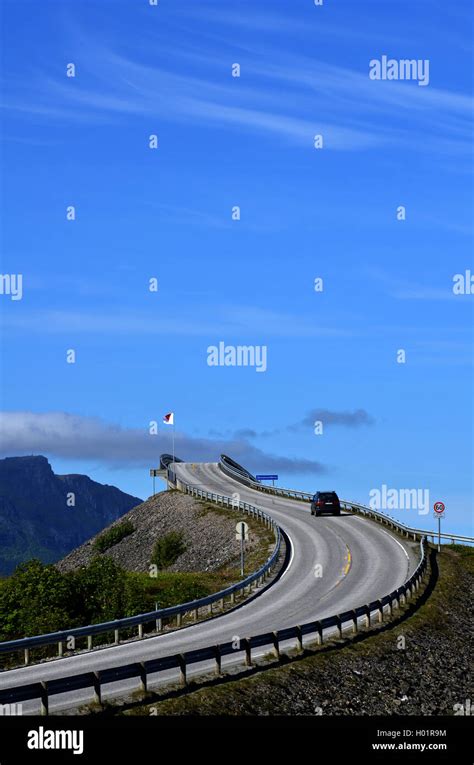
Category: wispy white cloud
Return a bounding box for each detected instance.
[0,305,353,338]
[3,17,471,156]
[365,268,463,302]
[391,287,457,301]
[184,4,414,46]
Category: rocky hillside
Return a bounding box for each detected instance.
[0,456,142,575]
[57,490,269,575]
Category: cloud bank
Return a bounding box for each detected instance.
[0,411,326,475]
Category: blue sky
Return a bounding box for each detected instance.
[0,0,472,536]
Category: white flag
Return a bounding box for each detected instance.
[163,412,174,425]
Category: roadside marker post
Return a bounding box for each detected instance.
[236,521,249,577]
[433,501,445,552]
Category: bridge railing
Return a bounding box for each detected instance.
[0,537,429,715]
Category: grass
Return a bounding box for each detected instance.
[93,520,135,552]
[150,531,187,569]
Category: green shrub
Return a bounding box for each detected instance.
[150,531,187,569]
[69,557,128,623]
[93,520,135,552]
[0,559,74,640]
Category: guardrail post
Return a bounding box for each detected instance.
[92,672,101,705]
[377,601,383,623]
[87,635,92,650]
[335,616,343,639]
[24,647,30,665]
[214,646,222,675]
[295,625,303,652]
[193,608,198,621]
[114,629,119,644]
[156,616,162,631]
[177,612,182,626]
[364,606,371,628]
[243,638,252,666]
[40,681,49,716]
[272,631,280,659]
[177,654,187,686]
[315,621,323,645]
[352,612,358,634]
[405,585,412,602]
[400,588,406,606]
[138,623,144,639]
[58,640,63,657]
[139,662,148,693]
[230,591,235,604]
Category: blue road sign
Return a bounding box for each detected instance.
[256,475,278,481]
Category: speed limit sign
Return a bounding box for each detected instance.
[433,501,445,516]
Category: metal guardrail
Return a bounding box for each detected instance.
[219,456,474,545]
[0,539,429,715]
[159,454,183,470]
[0,476,282,666]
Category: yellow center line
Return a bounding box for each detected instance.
[318,543,353,602]
[344,548,352,576]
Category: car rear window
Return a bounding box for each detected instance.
[319,492,337,500]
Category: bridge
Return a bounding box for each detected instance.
[0,456,471,714]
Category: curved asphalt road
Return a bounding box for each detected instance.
[0,463,419,713]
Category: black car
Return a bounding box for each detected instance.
[311,491,341,516]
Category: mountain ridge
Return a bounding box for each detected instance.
[0,455,142,575]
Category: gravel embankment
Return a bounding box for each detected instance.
[57,490,269,574]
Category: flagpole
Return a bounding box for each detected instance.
[172,419,175,475]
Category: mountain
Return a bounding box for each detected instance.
[0,456,142,575]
